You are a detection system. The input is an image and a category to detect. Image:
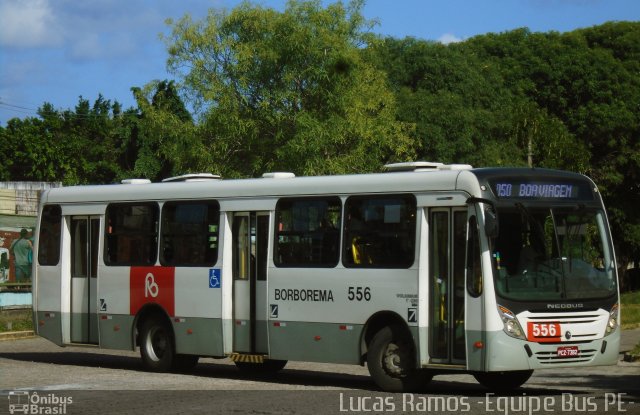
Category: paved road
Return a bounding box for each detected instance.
[0,336,638,414]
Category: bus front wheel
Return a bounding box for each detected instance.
[140,317,175,372]
[473,370,533,390]
[367,326,429,392]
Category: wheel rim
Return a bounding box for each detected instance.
[382,342,408,378]
[145,326,167,362]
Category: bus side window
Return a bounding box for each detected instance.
[105,203,158,266]
[38,205,62,266]
[160,201,219,267]
[343,194,416,269]
[274,197,341,267]
[466,215,482,297]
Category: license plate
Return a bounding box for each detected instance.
[557,346,580,358]
[527,322,561,342]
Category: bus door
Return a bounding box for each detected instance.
[429,208,467,364]
[70,216,100,344]
[232,212,269,354]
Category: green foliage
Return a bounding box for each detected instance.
[622,290,640,306]
[0,82,194,184]
[367,36,590,170]
[367,23,639,268]
[0,97,125,185]
[163,0,414,177]
[0,309,33,333]
[128,80,196,181]
[620,291,640,330]
[460,23,640,267]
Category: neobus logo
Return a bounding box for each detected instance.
[547,303,584,310]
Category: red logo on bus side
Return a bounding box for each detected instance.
[130,267,175,317]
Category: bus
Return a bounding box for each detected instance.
[31,162,620,392]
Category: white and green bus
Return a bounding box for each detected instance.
[32,162,620,392]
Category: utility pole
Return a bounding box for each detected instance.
[527,118,537,168]
[528,132,533,168]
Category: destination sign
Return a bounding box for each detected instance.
[491,180,593,200]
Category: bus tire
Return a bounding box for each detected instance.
[473,370,533,390]
[234,359,287,373]
[140,317,175,372]
[366,326,426,392]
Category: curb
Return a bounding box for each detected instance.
[0,330,34,341]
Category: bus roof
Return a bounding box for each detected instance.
[40,167,594,205]
[43,170,471,204]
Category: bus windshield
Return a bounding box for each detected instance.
[491,205,616,301]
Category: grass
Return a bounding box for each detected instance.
[0,309,33,333]
[621,291,640,330]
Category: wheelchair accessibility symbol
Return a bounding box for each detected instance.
[209,269,221,288]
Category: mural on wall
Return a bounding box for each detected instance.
[0,247,8,282]
[0,182,59,285]
[0,226,36,284]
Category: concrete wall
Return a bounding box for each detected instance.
[0,292,32,308]
[0,189,16,215]
[0,182,62,216]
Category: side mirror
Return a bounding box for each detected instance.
[484,207,499,238]
[466,197,499,239]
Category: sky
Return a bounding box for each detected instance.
[1,0,639,126]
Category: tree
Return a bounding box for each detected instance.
[465,24,640,278]
[0,96,139,185]
[163,0,414,178]
[368,37,520,166]
[1,104,80,183]
[128,80,196,181]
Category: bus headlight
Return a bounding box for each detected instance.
[605,303,619,336]
[498,305,526,340]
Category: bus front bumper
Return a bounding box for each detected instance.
[484,328,620,372]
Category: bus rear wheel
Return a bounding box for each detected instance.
[473,370,533,390]
[367,326,428,392]
[140,317,175,372]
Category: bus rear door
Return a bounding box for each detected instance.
[69,215,100,344]
[231,212,270,354]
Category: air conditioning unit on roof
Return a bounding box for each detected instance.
[162,173,222,182]
[383,161,472,172]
